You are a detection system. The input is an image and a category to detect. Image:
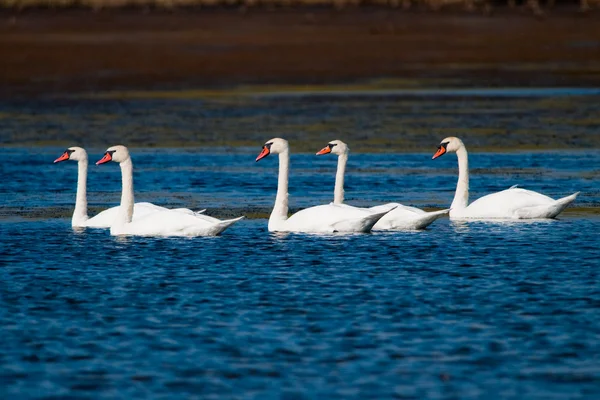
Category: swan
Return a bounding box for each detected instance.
[54,146,179,228]
[96,145,244,236]
[315,140,449,230]
[255,138,394,233]
[432,136,579,220]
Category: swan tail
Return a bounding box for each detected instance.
[368,203,400,214]
[411,208,451,230]
[373,208,450,230]
[331,208,396,233]
[211,216,245,235]
[514,192,579,219]
[548,192,579,218]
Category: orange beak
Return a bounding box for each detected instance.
[54,152,70,163]
[316,146,331,156]
[96,152,113,165]
[432,147,446,160]
[255,146,270,162]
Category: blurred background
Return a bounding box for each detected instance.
[1,2,599,150]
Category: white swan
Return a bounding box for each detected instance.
[96,145,244,236]
[54,147,177,228]
[316,140,449,230]
[255,138,393,233]
[432,136,579,220]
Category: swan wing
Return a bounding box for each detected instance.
[111,209,244,237]
[323,202,446,231]
[369,202,426,216]
[85,202,167,228]
[86,203,210,228]
[464,188,563,219]
[373,205,449,230]
[170,208,220,222]
[513,192,579,219]
[280,204,386,233]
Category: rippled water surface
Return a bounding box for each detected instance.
[1,145,599,399]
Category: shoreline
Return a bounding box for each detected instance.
[3,206,599,222]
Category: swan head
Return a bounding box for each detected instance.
[256,138,289,162]
[316,140,348,156]
[96,145,130,165]
[432,137,464,159]
[54,146,87,163]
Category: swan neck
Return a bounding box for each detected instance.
[117,158,134,225]
[334,152,347,204]
[271,150,289,221]
[73,159,88,222]
[451,146,469,210]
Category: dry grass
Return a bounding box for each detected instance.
[1,0,598,20]
[0,0,379,8]
[0,0,513,11]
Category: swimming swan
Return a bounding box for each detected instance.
[432,136,578,220]
[96,145,244,236]
[316,140,449,230]
[255,138,393,233]
[54,146,179,228]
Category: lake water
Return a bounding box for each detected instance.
[1,146,599,399]
[1,88,600,398]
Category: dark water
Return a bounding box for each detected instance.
[1,146,600,398]
[2,87,600,151]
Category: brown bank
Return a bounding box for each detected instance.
[1,7,600,97]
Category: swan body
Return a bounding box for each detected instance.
[96,145,244,237]
[269,203,392,233]
[256,138,393,233]
[315,140,449,230]
[447,188,578,220]
[82,202,169,228]
[80,203,207,228]
[432,137,578,220]
[109,210,243,237]
[54,147,181,228]
[368,204,450,230]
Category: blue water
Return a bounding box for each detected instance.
[1,147,599,398]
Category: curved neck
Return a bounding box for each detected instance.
[333,152,347,204]
[116,158,135,226]
[73,159,88,222]
[451,146,469,210]
[271,150,289,222]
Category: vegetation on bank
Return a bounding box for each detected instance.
[0,0,598,15]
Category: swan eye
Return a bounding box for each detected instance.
[328,143,337,150]
[66,149,75,156]
[432,142,449,160]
